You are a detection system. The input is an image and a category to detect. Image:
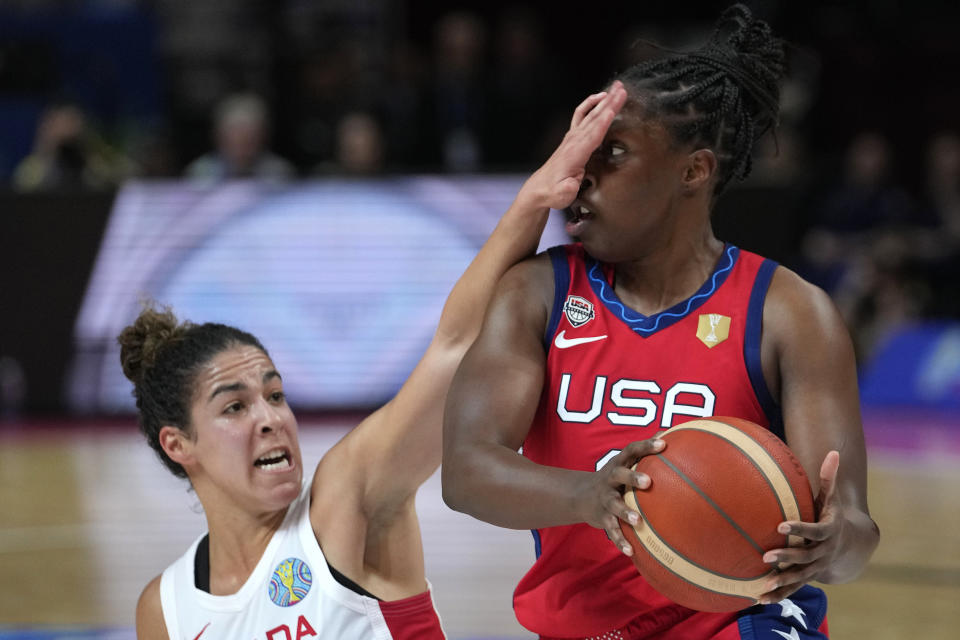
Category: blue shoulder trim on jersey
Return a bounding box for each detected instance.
[745,258,784,440]
[531,529,542,559]
[736,584,828,639]
[585,244,739,337]
[544,245,571,352]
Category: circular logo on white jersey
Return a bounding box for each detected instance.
[268,557,312,607]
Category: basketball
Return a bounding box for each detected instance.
[619,416,816,612]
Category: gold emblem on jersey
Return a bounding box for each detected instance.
[696,313,731,348]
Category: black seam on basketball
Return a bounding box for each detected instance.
[626,485,764,601]
[629,460,770,583]
[656,453,766,556]
[677,426,792,526]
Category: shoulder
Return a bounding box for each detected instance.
[136,575,169,640]
[184,154,223,180]
[764,265,852,355]
[767,265,843,325]
[471,250,557,347]
[497,249,557,308]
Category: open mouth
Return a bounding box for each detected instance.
[565,203,594,235]
[254,448,291,471]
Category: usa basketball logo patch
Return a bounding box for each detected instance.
[268,557,312,607]
[563,295,595,327]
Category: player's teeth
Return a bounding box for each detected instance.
[259,458,290,471]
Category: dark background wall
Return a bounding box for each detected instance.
[0,191,114,413]
[1,0,958,414]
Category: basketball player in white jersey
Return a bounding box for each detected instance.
[120,85,630,639]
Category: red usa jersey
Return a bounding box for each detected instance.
[514,243,785,637]
[159,481,446,639]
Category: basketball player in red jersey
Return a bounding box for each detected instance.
[124,85,626,638]
[443,5,879,639]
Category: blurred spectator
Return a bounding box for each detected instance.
[484,6,565,169]
[745,63,819,189]
[12,103,131,191]
[921,131,960,245]
[816,132,915,234]
[286,45,350,169]
[800,132,916,291]
[799,131,924,359]
[745,123,809,188]
[379,40,431,169]
[184,93,296,183]
[431,11,487,172]
[333,111,385,176]
[128,124,179,178]
[911,131,960,318]
[0,356,26,421]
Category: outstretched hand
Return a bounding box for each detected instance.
[758,450,845,603]
[577,438,665,557]
[520,80,628,211]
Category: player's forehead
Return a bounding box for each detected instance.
[608,100,670,143]
[194,345,278,395]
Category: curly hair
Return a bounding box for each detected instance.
[117,303,268,478]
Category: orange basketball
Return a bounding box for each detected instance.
[619,416,816,612]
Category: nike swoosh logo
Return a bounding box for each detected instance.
[554,330,607,349]
[193,622,211,640]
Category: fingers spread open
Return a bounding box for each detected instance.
[603,512,635,556]
[607,465,650,490]
[602,489,640,526]
[570,92,607,128]
[617,438,666,466]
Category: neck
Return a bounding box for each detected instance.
[196,488,290,596]
[613,225,724,317]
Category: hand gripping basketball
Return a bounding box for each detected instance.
[758,450,843,604]
[578,438,666,557]
[617,417,816,612]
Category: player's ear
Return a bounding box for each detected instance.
[159,425,195,467]
[681,148,717,193]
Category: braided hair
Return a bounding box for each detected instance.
[118,303,268,478]
[617,4,785,195]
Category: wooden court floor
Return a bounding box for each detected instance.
[1,411,957,639]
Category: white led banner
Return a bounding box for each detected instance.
[67,177,568,412]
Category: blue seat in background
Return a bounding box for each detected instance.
[860,321,960,411]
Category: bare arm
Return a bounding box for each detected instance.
[313,83,650,593]
[441,81,667,553]
[135,576,168,640]
[346,187,551,495]
[319,82,632,512]
[442,256,561,527]
[442,250,665,549]
[758,267,880,602]
[309,177,551,595]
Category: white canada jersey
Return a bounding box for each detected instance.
[159,481,446,639]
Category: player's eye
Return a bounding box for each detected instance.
[224,401,243,414]
[269,391,285,403]
[609,145,626,157]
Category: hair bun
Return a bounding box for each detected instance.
[117,304,188,386]
[710,4,785,84]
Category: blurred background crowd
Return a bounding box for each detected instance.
[1,0,959,416]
